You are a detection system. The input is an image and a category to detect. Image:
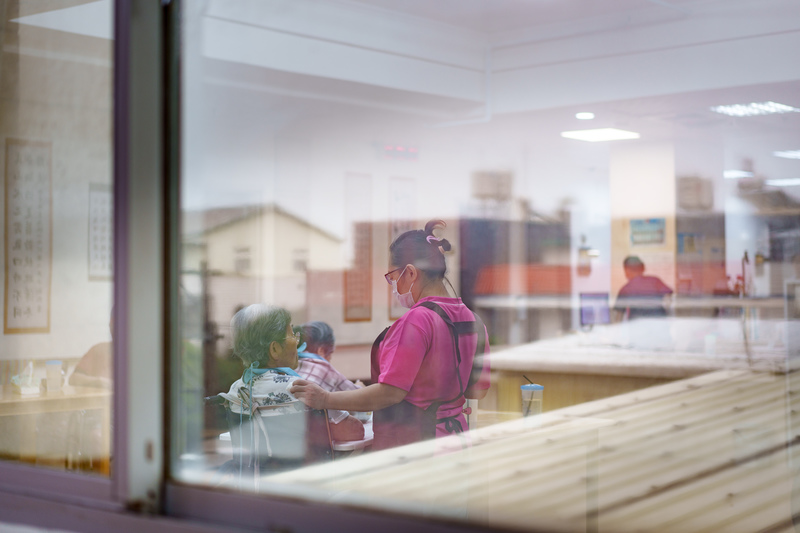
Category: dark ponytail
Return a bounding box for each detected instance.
[390,219,451,280]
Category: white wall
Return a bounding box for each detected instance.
[609,142,677,296]
[0,27,113,364]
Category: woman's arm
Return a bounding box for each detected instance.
[69,371,112,389]
[465,384,487,400]
[290,380,406,412]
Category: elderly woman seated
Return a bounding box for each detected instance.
[220,304,364,470]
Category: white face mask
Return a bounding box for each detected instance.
[391,266,415,308]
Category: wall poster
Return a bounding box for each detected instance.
[343,173,372,322]
[630,217,666,246]
[388,177,416,320]
[4,139,52,334]
[88,183,113,280]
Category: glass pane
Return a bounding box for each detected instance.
[174,0,800,530]
[0,1,113,475]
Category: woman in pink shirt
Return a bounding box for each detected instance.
[291,220,490,450]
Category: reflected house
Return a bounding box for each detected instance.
[183,204,343,350]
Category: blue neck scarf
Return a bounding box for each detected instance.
[243,361,300,385]
[298,351,325,361]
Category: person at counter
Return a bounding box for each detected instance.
[222,305,364,443]
[291,220,491,450]
[69,315,113,389]
[296,321,361,394]
[613,255,673,321]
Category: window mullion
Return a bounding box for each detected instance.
[112,0,166,511]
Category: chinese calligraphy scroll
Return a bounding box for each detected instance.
[88,184,112,279]
[4,139,52,334]
[344,173,372,322]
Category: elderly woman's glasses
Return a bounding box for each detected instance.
[384,267,403,285]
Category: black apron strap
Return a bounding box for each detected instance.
[371,326,390,359]
[370,326,390,384]
[440,415,464,434]
[418,302,465,405]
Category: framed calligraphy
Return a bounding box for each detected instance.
[4,139,52,334]
[388,177,415,320]
[88,183,113,280]
[343,173,372,322]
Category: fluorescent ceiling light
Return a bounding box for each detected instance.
[774,150,800,160]
[575,112,595,120]
[766,178,800,187]
[723,170,754,179]
[710,101,800,117]
[561,128,639,142]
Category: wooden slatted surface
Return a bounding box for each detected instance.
[252,370,798,532]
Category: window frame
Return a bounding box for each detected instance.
[0,0,166,522]
[10,1,764,531]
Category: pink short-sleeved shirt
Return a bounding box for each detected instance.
[373,296,491,427]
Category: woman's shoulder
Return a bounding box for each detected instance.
[412,297,476,320]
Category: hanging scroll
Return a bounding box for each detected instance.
[343,173,372,322]
[388,177,416,320]
[88,183,113,280]
[4,139,52,334]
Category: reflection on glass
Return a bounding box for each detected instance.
[175,0,800,530]
[0,1,113,475]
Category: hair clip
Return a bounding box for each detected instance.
[426,235,441,244]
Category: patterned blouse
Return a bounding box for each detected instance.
[221,370,349,424]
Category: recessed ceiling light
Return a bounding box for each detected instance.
[575,112,595,120]
[710,101,800,117]
[561,128,639,142]
[723,170,755,179]
[774,150,800,160]
[766,178,800,187]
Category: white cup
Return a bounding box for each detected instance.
[46,360,63,392]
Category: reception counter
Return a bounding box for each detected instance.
[482,316,787,413]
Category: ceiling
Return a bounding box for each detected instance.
[9,0,800,202]
[346,0,701,33]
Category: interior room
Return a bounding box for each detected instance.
[1,0,800,531]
